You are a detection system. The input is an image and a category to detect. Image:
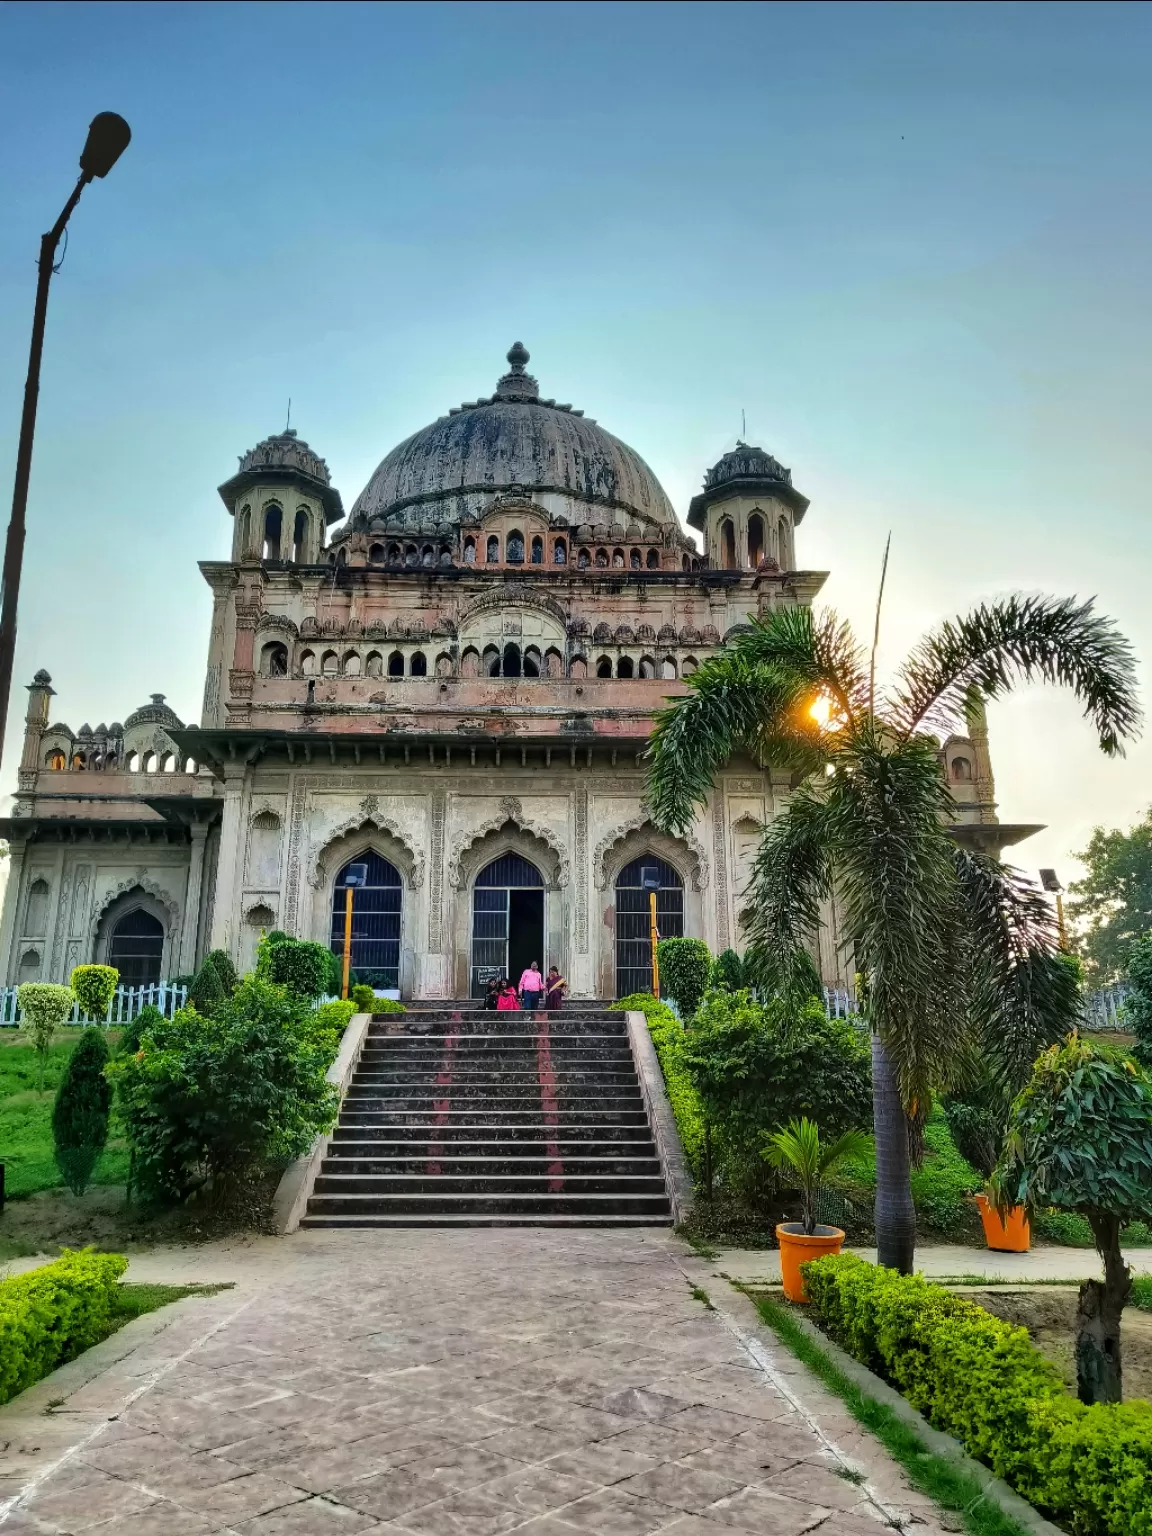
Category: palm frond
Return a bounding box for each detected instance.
[818,1126,873,1175]
[730,606,870,725]
[953,848,1081,1093]
[888,595,1141,753]
[741,784,834,1001]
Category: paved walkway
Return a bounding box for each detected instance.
[0,1229,950,1535]
[710,1242,1152,1287]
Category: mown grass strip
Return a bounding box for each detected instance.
[746,1289,1030,1536]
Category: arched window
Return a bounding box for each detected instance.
[184,757,197,773]
[336,546,348,566]
[405,544,419,567]
[421,544,435,567]
[570,655,587,679]
[141,751,158,772]
[365,651,383,678]
[595,548,608,568]
[435,652,453,678]
[261,505,282,561]
[682,656,698,676]
[388,650,405,677]
[237,505,251,556]
[486,535,500,563]
[260,641,288,677]
[530,535,544,565]
[630,548,642,569]
[464,537,477,564]
[126,751,140,772]
[387,543,402,564]
[777,518,790,568]
[544,647,563,677]
[646,549,659,569]
[247,810,282,886]
[109,909,164,988]
[747,512,765,567]
[331,851,402,989]
[951,755,973,782]
[45,748,66,770]
[471,853,544,997]
[577,549,590,569]
[320,650,338,676]
[502,643,522,678]
[483,645,501,676]
[612,548,625,568]
[300,649,317,676]
[343,651,362,677]
[682,554,690,571]
[439,544,453,566]
[661,656,678,680]
[639,656,656,679]
[461,647,480,678]
[617,656,635,679]
[18,948,41,985]
[524,646,541,678]
[553,539,567,565]
[596,656,613,679]
[720,518,736,569]
[293,509,309,563]
[369,542,386,563]
[163,752,178,772]
[25,878,50,936]
[410,651,428,677]
[506,530,525,564]
[615,856,684,997]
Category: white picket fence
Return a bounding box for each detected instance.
[0,981,189,1028]
[1084,982,1130,1032]
[824,986,861,1020]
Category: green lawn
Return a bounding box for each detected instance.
[1,1029,129,1198]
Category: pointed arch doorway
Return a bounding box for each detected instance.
[614,856,684,998]
[471,853,544,996]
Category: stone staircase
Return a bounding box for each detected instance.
[301,999,672,1227]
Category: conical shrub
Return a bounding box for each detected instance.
[52,1027,111,1195]
[188,957,225,1015]
[202,949,238,998]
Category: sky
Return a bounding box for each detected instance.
[0,0,1149,888]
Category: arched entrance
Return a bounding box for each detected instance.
[614,856,684,998]
[330,851,402,990]
[109,909,164,988]
[471,853,544,996]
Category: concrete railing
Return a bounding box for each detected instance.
[624,1009,694,1225]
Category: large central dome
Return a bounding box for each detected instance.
[349,344,677,534]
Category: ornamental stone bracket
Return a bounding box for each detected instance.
[593,812,709,892]
[447,796,570,890]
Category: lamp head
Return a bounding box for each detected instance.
[79,112,131,180]
[343,863,368,888]
[1039,868,1063,893]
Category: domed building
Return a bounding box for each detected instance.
[0,346,1010,998]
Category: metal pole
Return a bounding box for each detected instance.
[649,890,660,1000]
[1056,891,1068,950]
[0,176,88,770]
[341,885,354,1000]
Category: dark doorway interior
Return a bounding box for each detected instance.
[508,888,544,988]
[109,909,164,988]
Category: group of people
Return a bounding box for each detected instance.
[483,963,566,1013]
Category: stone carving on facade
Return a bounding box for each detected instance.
[574,784,589,952]
[593,812,709,891]
[456,586,567,631]
[88,873,181,942]
[447,798,570,890]
[308,809,426,891]
[256,612,299,636]
[712,794,731,950]
[429,788,446,953]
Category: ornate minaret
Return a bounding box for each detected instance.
[688,442,810,573]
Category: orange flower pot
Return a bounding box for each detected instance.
[975,1193,1031,1252]
[776,1222,846,1302]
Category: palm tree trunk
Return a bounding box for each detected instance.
[872,1034,916,1273]
[1076,1213,1132,1404]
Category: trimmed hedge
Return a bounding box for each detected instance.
[611,993,705,1174]
[655,937,713,1017]
[803,1253,1152,1535]
[70,965,119,1021]
[0,1249,128,1405]
[268,938,334,999]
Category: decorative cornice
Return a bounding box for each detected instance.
[593,812,709,891]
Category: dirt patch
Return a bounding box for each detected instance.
[966,1287,1152,1402]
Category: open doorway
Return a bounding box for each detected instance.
[471,853,545,995]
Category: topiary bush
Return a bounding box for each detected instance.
[655,937,713,1017]
[373,998,406,1014]
[187,956,224,1015]
[311,999,355,1042]
[52,1027,112,1195]
[117,1003,164,1058]
[803,1253,1152,1536]
[0,1249,128,1405]
[201,949,238,999]
[611,993,706,1175]
[709,948,746,993]
[18,983,76,1089]
[107,976,339,1205]
[268,938,335,1000]
[351,983,376,1013]
[69,965,119,1021]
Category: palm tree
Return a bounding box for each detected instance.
[766,1117,872,1235]
[646,598,1139,1272]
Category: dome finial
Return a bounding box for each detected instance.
[495,341,539,401]
[506,341,530,374]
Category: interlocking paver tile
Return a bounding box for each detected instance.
[331,1468,450,1520]
[233,1495,382,1533]
[544,1441,662,1485]
[616,1462,747,1512]
[86,1502,221,1536]
[179,1469,310,1521]
[766,1463,870,1511]
[398,1488,526,1535]
[701,1483,831,1533]
[24,1468,159,1530]
[552,1486,681,1535]
[477,1464,597,1517]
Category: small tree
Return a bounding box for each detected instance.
[993,1035,1152,1404]
[766,1117,871,1234]
[52,1027,112,1194]
[655,938,712,1017]
[1123,933,1152,1068]
[202,949,238,998]
[187,957,225,1015]
[268,938,335,1000]
[70,965,119,1022]
[709,948,746,993]
[117,1002,164,1059]
[18,983,75,1090]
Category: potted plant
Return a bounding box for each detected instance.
[767,1117,871,1302]
[974,1191,1031,1252]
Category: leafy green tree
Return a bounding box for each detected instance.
[647,599,1137,1272]
[51,1027,112,1194]
[201,949,238,997]
[18,983,76,1090]
[655,937,712,1017]
[1122,933,1152,1069]
[187,957,225,1015]
[709,948,746,993]
[268,938,335,999]
[994,1036,1152,1404]
[1067,808,1152,979]
[69,965,119,1022]
[766,1117,871,1235]
[107,975,339,1205]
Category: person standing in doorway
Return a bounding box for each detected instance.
[519,961,543,1012]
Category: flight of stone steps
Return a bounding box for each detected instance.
[301,999,672,1227]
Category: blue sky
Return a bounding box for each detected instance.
[0,1,1149,881]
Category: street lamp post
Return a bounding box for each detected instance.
[0,112,131,770]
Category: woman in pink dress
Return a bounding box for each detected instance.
[496,978,520,1011]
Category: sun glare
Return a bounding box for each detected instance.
[808,694,832,728]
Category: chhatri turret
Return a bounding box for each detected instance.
[217,428,343,564]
